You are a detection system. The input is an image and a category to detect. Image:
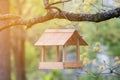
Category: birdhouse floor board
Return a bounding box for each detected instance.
[64,62,82,69]
[39,62,63,69]
[39,62,82,69]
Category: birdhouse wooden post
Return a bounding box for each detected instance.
[35,29,88,69]
[56,46,59,62]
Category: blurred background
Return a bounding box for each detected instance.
[1,0,120,80]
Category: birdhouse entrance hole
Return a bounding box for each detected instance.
[35,29,88,69]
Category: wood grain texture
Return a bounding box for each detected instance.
[63,45,66,62]
[76,39,80,62]
[35,29,88,46]
[39,62,82,69]
[36,29,87,69]
[41,46,46,62]
[39,62,64,69]
[64,62,82,69]
[56,46,59,62]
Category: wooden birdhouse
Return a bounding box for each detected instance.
[35,29,88,69]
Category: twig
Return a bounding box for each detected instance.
[48,0,71,7]
[45,0,71,9]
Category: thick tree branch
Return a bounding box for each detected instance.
[0,7,120,31]
[0,12,55,31]
[0,14,20,20]
[57,7,120,22]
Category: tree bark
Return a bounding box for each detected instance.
[12,0,26,80]
[0,0,10,80]
[0,1,120,31]
[12,27,26,80]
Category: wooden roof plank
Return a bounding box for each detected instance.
[35,29,88,46]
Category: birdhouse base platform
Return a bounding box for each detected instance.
[39,62,82,69]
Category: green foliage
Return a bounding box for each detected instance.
[25,40,39,71]
[10,0,46,17]
[93,19,120,55]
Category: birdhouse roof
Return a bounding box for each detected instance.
[35,29,88,46]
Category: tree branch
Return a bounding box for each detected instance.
[56,7,120,22]
[43,0,49,8]
[0,14,20,20]
[45,0,71,9]
[0,6,120,31]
